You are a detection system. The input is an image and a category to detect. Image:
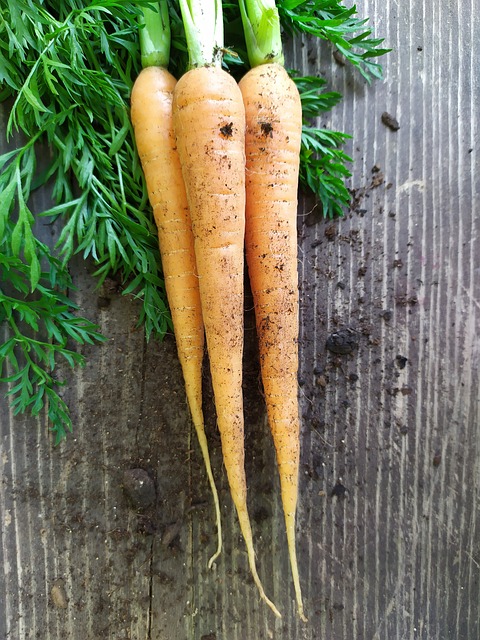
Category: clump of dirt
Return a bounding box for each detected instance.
[121,468,156,511]
[333,48,346,66]
[220,122,233,138]
[330,482,348,499]
[161,519,183,547]
[326,328,360,355]
[433,452,442,467]
[324,223,337,240]
[381,111,400,131]
[260,121,273,137]
[349,165,386,214]
[50,579,68,609]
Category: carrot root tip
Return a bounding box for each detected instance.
[298,607,308,623]
[207,546,221,570]
[250,569,282,618]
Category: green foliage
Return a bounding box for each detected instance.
[300,126,352,218]
[0,0,169,335]
[294,74,343,116]
[0,0,388,437]
[292,75,352,218]
[0,0,169,437]
[0,251,105,443]
[278,0,391,81]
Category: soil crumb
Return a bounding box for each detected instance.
[381,111,400,131]
[326,328,359,355]
[122,468,156,510]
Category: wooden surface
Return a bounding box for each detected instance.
[1,1,479,638]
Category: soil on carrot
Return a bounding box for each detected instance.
[220,122,233,137]
[260,122,274,137]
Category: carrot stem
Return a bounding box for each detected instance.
[177,0,223,67]
[238,0,284,66]
[138,1,170,68]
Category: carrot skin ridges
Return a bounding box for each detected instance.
[130,66,222,567]
[239,62,306,621]
[173,65,280,618]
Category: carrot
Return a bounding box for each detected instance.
[238,0,307,621]
[130,3,222,568]
[172,0,281,618]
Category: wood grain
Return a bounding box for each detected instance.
[1,1,479,638]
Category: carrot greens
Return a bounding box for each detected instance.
[0,252,105,443]
[0,2,166,438]
[277,0,391,81]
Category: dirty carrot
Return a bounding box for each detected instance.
[130,2,222,568]
[238,0,306,621]
[172,0,281,618]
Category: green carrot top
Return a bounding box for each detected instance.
[178,0,224,68]
[238,0,284,67]
[138,1,171,68]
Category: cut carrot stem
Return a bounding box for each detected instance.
[130,2,222,568]
[173,0,281,618]
[239,0,307,622]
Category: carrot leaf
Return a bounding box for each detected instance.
[300,125,352,218]
[291,73,352,217]
[0,1,169,437]
[0,251,105,443]
[277,0,391,82]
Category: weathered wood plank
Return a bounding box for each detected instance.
[293,1,480,639]
[1,0,479,638]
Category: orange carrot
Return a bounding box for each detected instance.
[239,60,306,621]
[173,59,279,617]
[130,6,222,568]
